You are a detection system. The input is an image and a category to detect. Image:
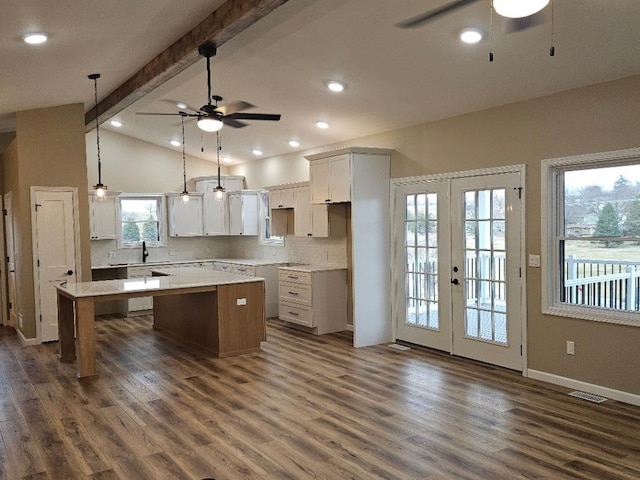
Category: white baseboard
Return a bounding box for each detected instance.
[527,369,640,407]
[17,328,39,347]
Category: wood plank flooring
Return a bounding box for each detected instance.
[1,317,640,479]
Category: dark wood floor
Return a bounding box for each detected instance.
[1,316,640,479]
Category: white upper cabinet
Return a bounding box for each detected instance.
[166,193,204,237]
[195,176,245,236]
[228,190,260,236]
[293,185,312,237]
[309,154,351,204]
[89,193,118,240]
[269,188,295,209]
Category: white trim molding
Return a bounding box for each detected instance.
[18,328,39,347]
[528,369,640,406]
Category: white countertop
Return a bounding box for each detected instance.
[213,258,290,267]
[56,269,263,299]
[279,264,347,273]
[92,258,290,269]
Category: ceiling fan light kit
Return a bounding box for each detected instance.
[89,73,108,200]
[197,114,224,132]
[492,0,549,19]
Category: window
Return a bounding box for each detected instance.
[259,191,284,246]
[543,148,640,325]
[118,194,166,247]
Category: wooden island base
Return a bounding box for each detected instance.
[153,282,266,358]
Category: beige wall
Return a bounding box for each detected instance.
[86,129,228,194]
[6,103,91,339]
[232,74,640,396]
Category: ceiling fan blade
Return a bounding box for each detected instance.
[217,101,255,116]
[159,99,201,113]
[503,10,546,33]
[395,0,481,28]
[226,113,281,121]
[136,111,200,117]
[222,117,249,128]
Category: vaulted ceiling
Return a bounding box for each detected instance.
[3,1,640,164]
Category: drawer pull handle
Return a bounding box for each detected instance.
[287,275,299,279]
[287,291,299,295]
[288,311,299,316]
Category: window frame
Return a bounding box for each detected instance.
[258,190,284,246]
[117,193,167,248]
[542,147,640,326]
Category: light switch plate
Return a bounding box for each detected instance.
[528,254,540,267]
[237,298,247,306]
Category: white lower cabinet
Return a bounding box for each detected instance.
[278,267,347,335]
[213,261,283,317]
[127,266,154,314]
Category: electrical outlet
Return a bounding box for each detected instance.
[566,341,575,355]
[169,248,176,256]
[108,251,116,259]
[206,246,211,254]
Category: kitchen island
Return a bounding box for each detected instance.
[55,268,265,380]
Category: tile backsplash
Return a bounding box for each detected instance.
[91,235,347,267]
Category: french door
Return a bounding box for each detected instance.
[394,171,523,371]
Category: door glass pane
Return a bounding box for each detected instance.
[405,193,439,330]
[463,188,508,345]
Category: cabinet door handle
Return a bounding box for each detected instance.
[288,311,299,316]
[287,291,299,295]
[325,199,331,203]
[287,275,299,280]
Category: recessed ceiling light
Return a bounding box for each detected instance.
[288,140,300,148]
[252,148,263,156]
[222,156,232,164]
[316,121,329,129]
[110,120,122,127]
[176,102,187,109]
[170,140,181,147]
[23,33,48,45]
[326,81,345,93]
[460,28,483,44]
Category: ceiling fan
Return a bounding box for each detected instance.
[395,0,549,33]
[137,42,281,132]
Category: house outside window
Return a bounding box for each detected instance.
[543,148,640,326]
[118,194,166,247]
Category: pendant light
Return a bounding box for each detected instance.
[214,131,225,201]
[89,73,107,200]
[179,115,190,203]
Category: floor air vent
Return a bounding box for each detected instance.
[569,391,607,403]
[388,343,411,351]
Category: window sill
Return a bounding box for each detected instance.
[543,304,640,327]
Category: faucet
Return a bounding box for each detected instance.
[142,241,149,263]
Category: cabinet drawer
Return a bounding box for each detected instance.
[279,281,311,306]
[278,270,311,284]
[232,264,256,276]
[214,262,233,272]
[279,302,312,327]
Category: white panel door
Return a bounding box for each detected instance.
[395,172,523,371]
[4,193,18,328]
[33,189,77,342]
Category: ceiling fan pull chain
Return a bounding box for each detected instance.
[549,0,555,57]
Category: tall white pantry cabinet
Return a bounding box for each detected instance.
[305,147,392,348]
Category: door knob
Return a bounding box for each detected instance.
[451,278,460,285]
[65,270,74,276]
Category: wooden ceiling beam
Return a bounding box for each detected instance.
[85,0,289,130]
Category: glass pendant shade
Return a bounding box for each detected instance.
[93,183,108,200]
[493,0,549,18]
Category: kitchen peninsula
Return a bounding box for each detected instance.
[56,268,266,380]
